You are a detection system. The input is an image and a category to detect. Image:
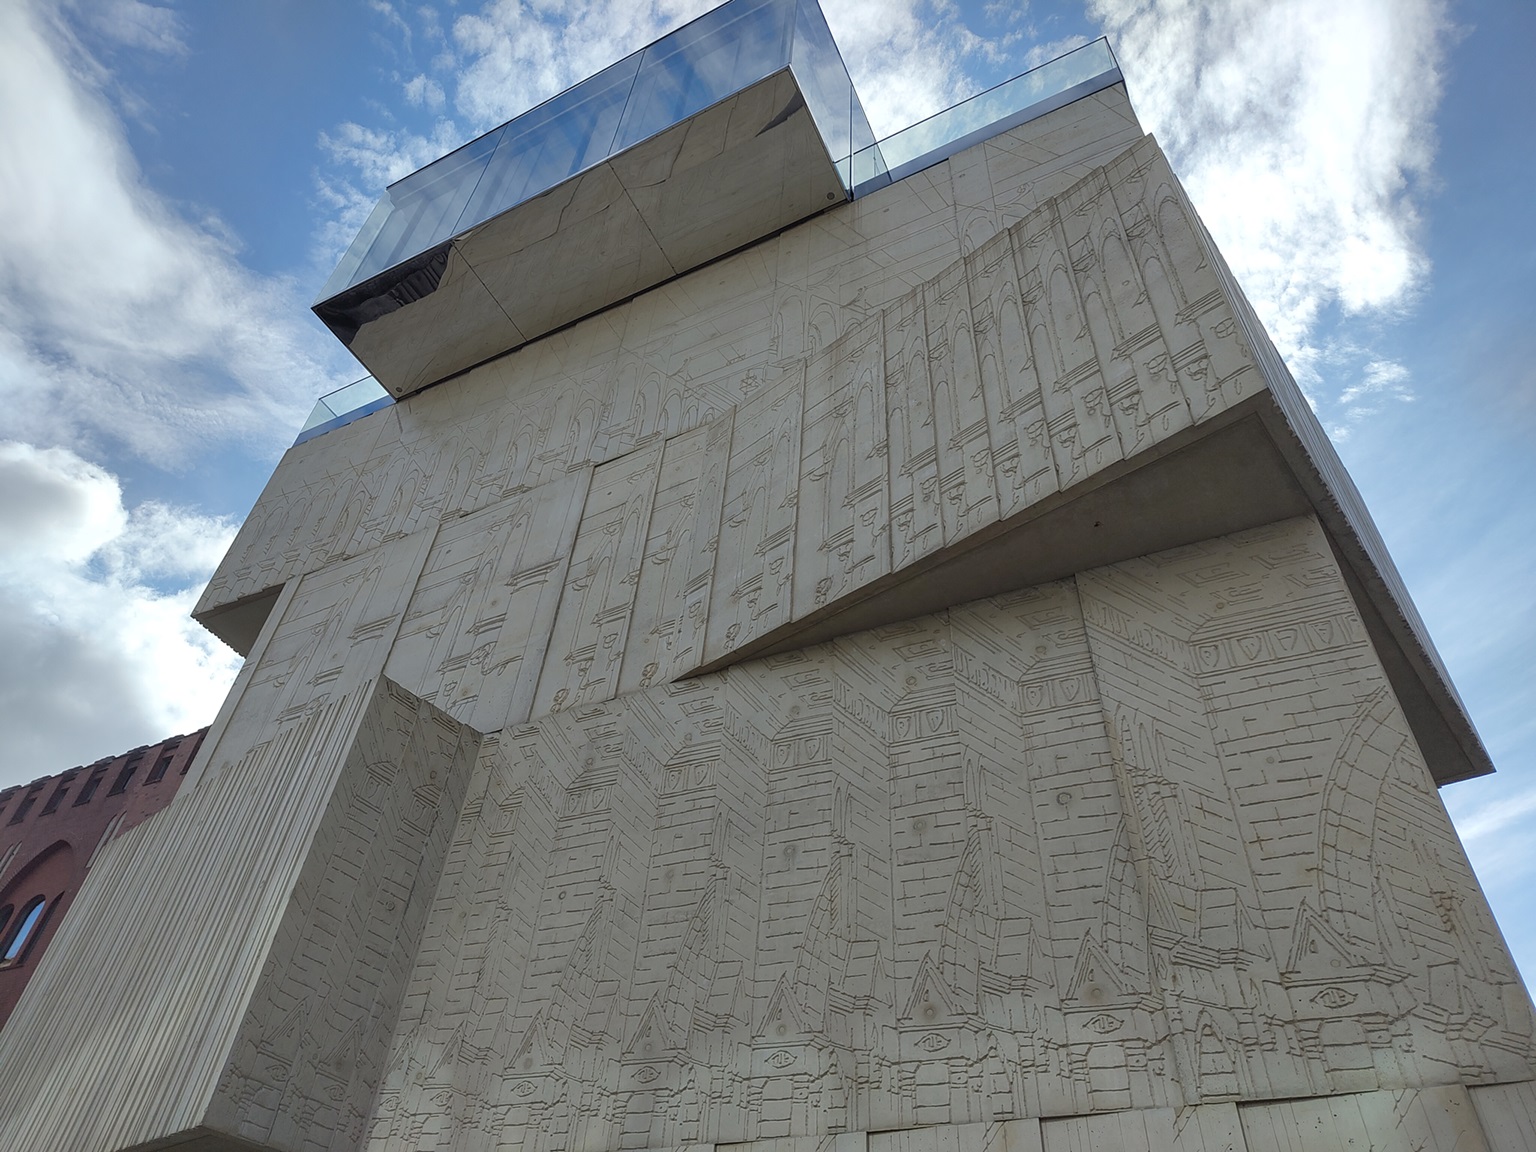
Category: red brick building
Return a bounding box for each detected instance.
[0,729,207,1028]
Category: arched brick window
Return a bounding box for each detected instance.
[0,841,74,970]
[1,897,46,964]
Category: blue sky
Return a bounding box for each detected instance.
[0,0,1530,978]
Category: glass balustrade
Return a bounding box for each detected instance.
[852,38,1120,196]
[295,376,392,445]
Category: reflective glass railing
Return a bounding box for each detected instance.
[295,376,393,445]
[851,38,1120,196]
[317,0,873,304]
[789,0,875,186]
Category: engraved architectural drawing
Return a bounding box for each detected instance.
[0,7,1528,1152]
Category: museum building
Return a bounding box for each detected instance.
[0,2,1531,1150]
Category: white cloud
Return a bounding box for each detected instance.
[1024,35,1090,71]
[318,119,458,192]
[0,1,350,467]
[0,442,241,786]
[449,0,712,131]
[404,73,446,112]
[1449,783,1536,853]
[314,115,481,276]
[368,0,415,54]
[1088,0,1448,410]
[1443,772,1536,982]
[71,0,186,57]
[819,0,984,137]
[1339,356,1412,412]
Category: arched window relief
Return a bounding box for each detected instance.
[0,904,11,941]
[2,897,46,963]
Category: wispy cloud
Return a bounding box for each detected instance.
[69,0,187,57]
[1449,784,1536,850]
[403,73,446,113]
[1443,770,1536,981]
[1090,0,1448,418]
[1024,35,1090,71]
[819,0,985,136]
[1336,357,1413,423]
[0,1,348,467]
[451,0,711,130]
[367,0,415,54]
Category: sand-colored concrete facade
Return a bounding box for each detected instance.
[0,80,1529,1152]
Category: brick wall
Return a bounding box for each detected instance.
[0,729,206,1028]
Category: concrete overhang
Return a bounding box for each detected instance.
[314,0,870,399]
[688,389,1490,790]
[278,52,1487,789]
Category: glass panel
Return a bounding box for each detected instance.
[319,8,1110,310]
[850,141,889,194]
[299,398,338,435]
[789,0,856,176]
[317,195,394,301]
[873,39,1117,178]
[296,376,392,440]
[845,54,877,188]
[320,375,389,416]
[612,0,793,153]
[349,129,504,287]
[455,52,643,232]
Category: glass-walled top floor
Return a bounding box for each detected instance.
[301,11,1123,443]
[317,0,873,303]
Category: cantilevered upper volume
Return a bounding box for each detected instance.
[315,0,876,397]
[311,0,1123,400]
